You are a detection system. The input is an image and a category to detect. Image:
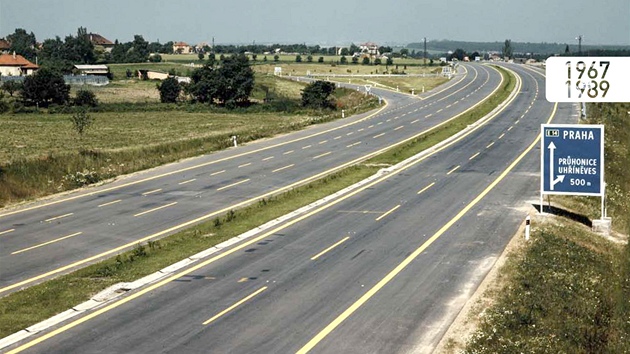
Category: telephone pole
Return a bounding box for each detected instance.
[423,37,427,66]
[576,35,583,55]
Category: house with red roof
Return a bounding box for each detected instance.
[0,52,39,76]
[89,33,115,52]
[172,41,192,54]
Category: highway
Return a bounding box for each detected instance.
[0,64,501,295]
[5,64,578,353]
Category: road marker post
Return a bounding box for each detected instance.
[342,110,345,118]
[525,215,531,241]
[231,135,238,147]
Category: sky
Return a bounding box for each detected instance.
[1,0,629,46]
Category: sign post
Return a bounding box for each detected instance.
[540,124,604,215]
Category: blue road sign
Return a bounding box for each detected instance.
[541,124,604,196]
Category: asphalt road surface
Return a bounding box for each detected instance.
[6,64,579,353]
[0,63,501,295]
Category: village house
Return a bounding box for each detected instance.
[172,42,192,54]
[359,42,379,57]
[89,33,115,52]
[0,52,39,76]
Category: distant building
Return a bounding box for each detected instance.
[74,64,110,76]
[89,33,115,52]
[0,38,10,53]
[173,42,192,54]
[0,52,39,76]
[359,42,379,57]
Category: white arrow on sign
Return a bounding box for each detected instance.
[548,142,565,190]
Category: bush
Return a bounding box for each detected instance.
[295,55,302,63]
[73,89,98,107]
[301,80,336,109]
[149,54,162,63]
[157,77,181,103]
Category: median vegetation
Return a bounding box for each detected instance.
[459,103,630,353]
[0,65,515,339]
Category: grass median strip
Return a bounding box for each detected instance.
[0,66,515,339]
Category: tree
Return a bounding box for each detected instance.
[251,54,257,61]
[69,108,94,139]
[349,43,359,55]
[21,68,70,107]
[198,52,205,61]
[7,28,37,61]
[295,55,302,63]
[157,77,181,103]
[318,56,324,63]
[273,54,280,62]
[149,53,162,62]
[340,55,348,64]
[340,48,349,56]
[565,44,570,54]
[306,55,313,62]
[374,58,381,65]
[206,53,216,67]
[351,56,359,64]
[301,80,336,109]
[73,89,98,107]
[386,57,393,65]
[2,81,22,97]
[378,46,392,54]
[400,48,409,57]
[503,39,513,59]
[451,48,466,61]
[188,54,254,107]
[362,57,370,65]
[263,55,268,62]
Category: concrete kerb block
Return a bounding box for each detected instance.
[0,331,32,350]
[72,299,101,312]
[92,283,133,302]
[126,272,165,289]
[25,309,79,334]
[159,258,195,274]
[189,247,220,260]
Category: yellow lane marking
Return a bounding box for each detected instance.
[469,152,480,160]
[346,142,361,148]
[486,142,495,148]
[0,229,15,236]
[142,189,162,196]
[283,150,294,155]
[238,163,252,168]
[7,70,525,351]
[302,145,312,149]
[98,199,122,208]
[262,156,274,161]
[394,126,404,131]
[133,202,178,217]
[217,179,250,191]
[311,236,350,260]
[44,213,73,222]
[202,287,268,325]
[313,152,332,159]
[319,140,328,144]
[334,136,342,140]
[12,232,83,255]
[272,164,295,173]
[373,133,385,139]
[295,102,559,354]
[411,119,419,124]
[210,170,226,176]
[417,182,435,195]
[498,133,505,139]
[178,179,197,185]
[447,165,460,175]
[375,204,401,221]
[0,100,391,220]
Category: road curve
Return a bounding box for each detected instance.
[0,64,501,295]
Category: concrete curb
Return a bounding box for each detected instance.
[0,65,518,352]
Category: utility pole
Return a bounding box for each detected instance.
[576,35,583,55]
[423,37,427,66]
